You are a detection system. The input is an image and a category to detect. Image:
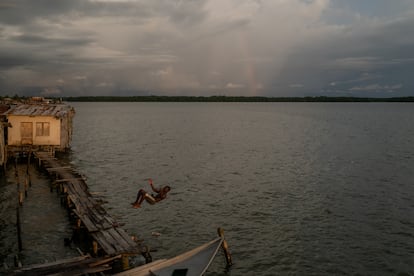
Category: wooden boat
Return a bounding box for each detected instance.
[115,237,225,276]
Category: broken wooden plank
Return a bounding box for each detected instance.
[11,255,91,274]
[11,255,117,276]
[108,228,131,251]
[92,232,117,256]
[89,254,122,268]
[116,228,140,252]
[54,178,85,183]
[46,166,72,171]
[73,209,99,232]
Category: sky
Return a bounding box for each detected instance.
[0,0,414,97]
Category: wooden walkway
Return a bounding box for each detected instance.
[12,254,121,275]
[33,151,140,257]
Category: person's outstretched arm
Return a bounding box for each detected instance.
[148,178,160,193]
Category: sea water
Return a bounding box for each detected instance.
[1,102,413,275]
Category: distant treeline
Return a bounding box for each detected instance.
[62,96,414,102]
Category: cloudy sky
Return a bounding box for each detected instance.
[0,0,414,97]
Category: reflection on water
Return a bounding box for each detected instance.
[0,163,78,268]
[1,102,414,275]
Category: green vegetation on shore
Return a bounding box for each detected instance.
[62,96,414,102]
[1,95,414,103]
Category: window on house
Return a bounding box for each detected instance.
[36,122,50,136]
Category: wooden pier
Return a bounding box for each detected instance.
[8,151,145,275]
[7,151,232,275]
[34,151,140,256]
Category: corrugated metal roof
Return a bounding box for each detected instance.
[0,104,9,114]
[3,104,73,118]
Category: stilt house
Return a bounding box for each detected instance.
[2,101,75,158]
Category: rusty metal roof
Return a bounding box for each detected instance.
[0,104,9,114]
[3,104,74,118]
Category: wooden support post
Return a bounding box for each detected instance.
[92,240,98,257]
[19,191,24,206]
[141,246,152,264]
[16,207,22,252]
[72,218,82,244]
[122,254,129,271]
[217,228,233,268]
[15,155,22,205]
[26,150,31,173]
[27,174,31,188]
[66,195,71,208]
[26,150,31,187]
[24,176,28,198]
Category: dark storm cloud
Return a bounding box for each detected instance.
[11,34,93,47]
[0,0,208,25]
[277,17,414,97]
[0,0,80,24]
[0,30,95,73]
[0,55,32,69]
[0,0,414,97]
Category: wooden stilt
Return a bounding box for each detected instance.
[66,195,71,208]
[217,228,233,268]
[92,241,98,257]
[19,191,24,205]
[27,150,31,187]
[16,208,22,252]
[122,255,129,271]
[141,246,152,264]
[24,176,28,198]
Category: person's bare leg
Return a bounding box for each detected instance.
[144,194,157,205]
[132,189,146,208]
